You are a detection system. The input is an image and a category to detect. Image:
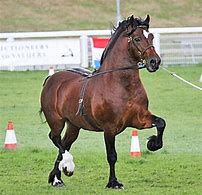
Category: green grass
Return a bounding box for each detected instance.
[0,0,202,32]
[0,150,202,195]
[0,65,202,194]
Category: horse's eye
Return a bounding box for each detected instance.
[148,33,154,40]
[134,37,140,42]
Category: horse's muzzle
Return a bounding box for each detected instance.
[147,57,161,72]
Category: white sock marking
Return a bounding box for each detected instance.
[59,150,75,172]
[53,175,61,185]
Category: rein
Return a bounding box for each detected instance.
[86,65,137,79]
[75,63,145,123]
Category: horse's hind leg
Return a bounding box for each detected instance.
[147,115,166,151]
[48,121,80,187]
[61,122,80,177]
[47,118,66,187]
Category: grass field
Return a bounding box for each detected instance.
[0,65,202,194]
[0,0,202,32]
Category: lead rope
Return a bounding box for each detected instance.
[160,65,202,91]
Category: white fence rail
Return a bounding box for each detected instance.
[0,27,202,70]
[152,27,202,65]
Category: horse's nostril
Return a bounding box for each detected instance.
[150,58,161,67]
[150,58,156,66]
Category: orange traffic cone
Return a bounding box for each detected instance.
[48,66,55,76]
[4,120,17,149]
[130,130,141,157]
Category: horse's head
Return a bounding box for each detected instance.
[127,15,161,72]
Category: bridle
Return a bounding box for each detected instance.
[128,36,154,54]
[81,28,155,79]
[128,33,154,59]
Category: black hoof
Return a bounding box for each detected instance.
[147,135,162,151]
[48,170,64,187]
[52,179,65,187]
[106,178,124,189]
[54,181,64,187]
[63,167,74,177]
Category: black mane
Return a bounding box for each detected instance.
[100,15,150,66]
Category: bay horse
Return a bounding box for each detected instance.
[40,15,166,189]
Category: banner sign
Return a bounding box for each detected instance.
[91,37,109,69]
[0,38,81,69]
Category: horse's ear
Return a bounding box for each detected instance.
[130,15,134,24]
[144,15,150,24]
[143,15,150,31]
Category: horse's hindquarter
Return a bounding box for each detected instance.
[56,73,81,117]
[41,71,94,129]
[41,71,77,113]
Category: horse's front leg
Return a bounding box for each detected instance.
[104,132,123,189]
[147,115,166,151]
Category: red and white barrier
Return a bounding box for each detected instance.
[91,37,109,69]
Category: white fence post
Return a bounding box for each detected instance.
[153,32,160,56]
[80,35,89,68]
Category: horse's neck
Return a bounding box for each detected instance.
[101,54,123,71]
[101,61,141,90]
[100,36,138,71]
[98,35,143,90]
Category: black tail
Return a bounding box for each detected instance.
[39,108,46,124]
[43,76,51,86]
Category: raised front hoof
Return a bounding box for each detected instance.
[147,135,162,151]
[63,167,74,177]
[106,178,124,190]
